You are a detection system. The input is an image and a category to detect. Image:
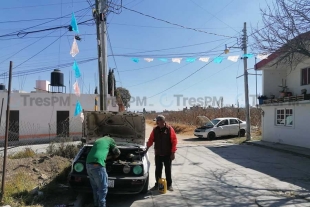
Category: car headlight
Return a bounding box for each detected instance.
[133,165,143,175]
[123,166,131,174]
[74,162,84,172]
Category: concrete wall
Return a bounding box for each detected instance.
[261,102,310,148]
[262,58,310,97]
[0,92,118,141]
[263,69,286,97]
[286,58,310,95]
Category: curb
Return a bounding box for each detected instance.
[245,142,310,159]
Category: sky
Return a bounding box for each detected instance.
[0,0,270,112]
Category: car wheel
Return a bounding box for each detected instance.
[141,175,149,194]
[207,132,215,139]
[239,129,245,137]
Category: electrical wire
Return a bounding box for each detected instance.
[146,43,239,99]
[109,2,236,38]
[0,1,87,10]
[0,15,92,24]
[0,5,94,38]
[107,29,122,87]
[127,63,191,88]
[0,19,93,39]
[118,62,170,72]
[189,0,239,34]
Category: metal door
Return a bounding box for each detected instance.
[57,111,69,137]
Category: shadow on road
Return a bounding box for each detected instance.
[83,192,152,207]
[206,144,310,193]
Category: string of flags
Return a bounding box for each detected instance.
[69,12,83,122]
[129,53,270,64]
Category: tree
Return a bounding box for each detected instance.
[116,87,131,108]
[252,0,310,69]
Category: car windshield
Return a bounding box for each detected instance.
[205,119,220,126]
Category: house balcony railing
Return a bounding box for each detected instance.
[262,94,310,105]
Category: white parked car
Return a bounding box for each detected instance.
[194,116,247,139]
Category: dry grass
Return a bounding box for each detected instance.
[146,119,195,135]
[8,148,36,159]
[145,107,262,128]
[46,141,81,159]
[227,135,262,144]
[1,171,37,206]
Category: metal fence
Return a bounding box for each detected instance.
[0,116,84,198]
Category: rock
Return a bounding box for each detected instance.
[39,174,48,180]
[33,168,40,172]
[2,205,11,207]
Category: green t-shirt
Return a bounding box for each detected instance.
[86,136,118,167]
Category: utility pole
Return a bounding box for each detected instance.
[242,22,251,141]
[1,61,13,201]
[95,0,108,110]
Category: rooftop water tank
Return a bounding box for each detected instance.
[50,69,64,86]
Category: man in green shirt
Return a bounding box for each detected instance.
[86,135,121,207]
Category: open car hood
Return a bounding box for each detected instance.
[196,116,213,126]
[84,111,145,146]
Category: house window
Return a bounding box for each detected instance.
[301,67,310,85]
[276,108,293,127]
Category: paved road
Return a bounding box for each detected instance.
[2,124,310,206]
[103,124,310,206]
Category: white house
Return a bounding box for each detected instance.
[0,80,119,144]
[255,44,310,148]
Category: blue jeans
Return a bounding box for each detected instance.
[86,164,108,207]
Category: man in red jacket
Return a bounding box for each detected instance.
[145,115,177,191]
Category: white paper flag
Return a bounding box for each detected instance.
[172,58,182,63]
[256,53,270,60]
[80,112,84,122]
[144,58,154,62]
[199,57,210,62]
[73,81,80,97]
[227,55,239,62]
[70,38,79,57]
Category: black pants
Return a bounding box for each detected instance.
[155,155,172,187]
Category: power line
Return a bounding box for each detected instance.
[0,19,93,38]
[189,0,239,33]
[107,29,122,87]
[0,1,87,10]
[109,3,236,38]
[118,62,170,72]
[178,60,240,93]
[0,5,93,38]
[112,38,231,55]
[146,43,238,99]
[0,15,92,24]
[0,58,97,77]
[127,63,191,88]
[108,22,247,30]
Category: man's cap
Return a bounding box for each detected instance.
[156,115,165,121]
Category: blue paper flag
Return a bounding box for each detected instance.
[131,58,139,63]
[71,12,79,33]
[213,57,224,63]
[244,54,254,58]
[74,100,82,116]
[186,58,196,63]
[72,60,81,78]
[159,58,168,62]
